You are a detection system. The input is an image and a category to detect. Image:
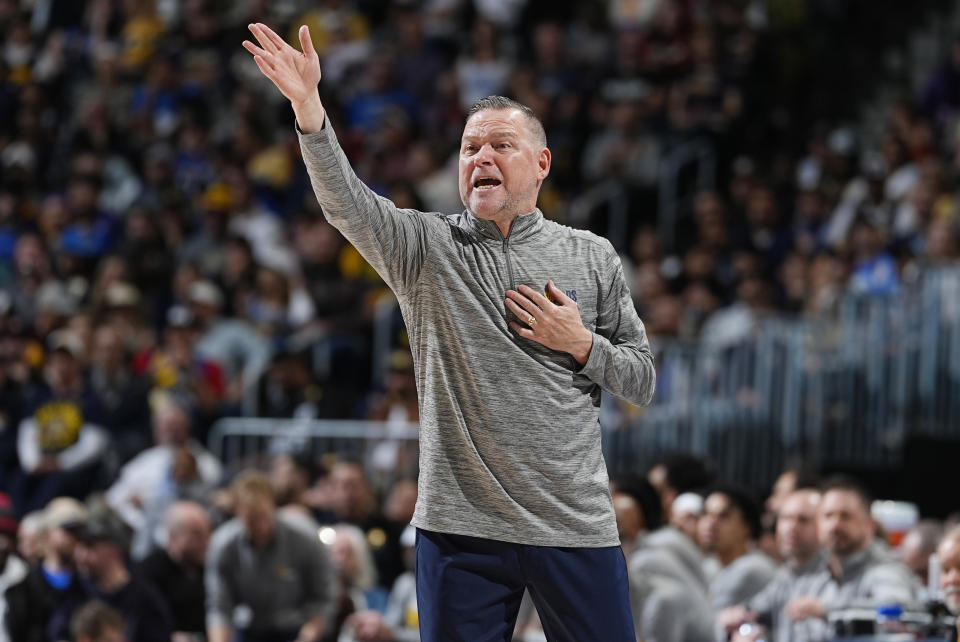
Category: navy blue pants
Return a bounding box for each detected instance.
[415,529,635,642]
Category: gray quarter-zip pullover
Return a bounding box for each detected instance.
[298,120,655,547]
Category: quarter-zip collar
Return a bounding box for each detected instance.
[466,208,544,243]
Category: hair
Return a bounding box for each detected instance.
[708,483,763,540]
[611,474,663,531]
[70,600,124,641]
[333,523,378,591]
[655,452,715,494]
[466,95,547,149]
[940,525,960,551]
[781,465,821,492]
[820,474,873,513]
[231,470,275,507]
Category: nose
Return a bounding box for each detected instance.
[474,143,494,165]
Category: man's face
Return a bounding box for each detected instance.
[458,108,550,222]
[169,515,210,567]
[612,492,644,550]
[700,493,750,557]
[818,489,873,557]
[75,540,116,583]
[330,463,369,520]
[237,497,276,548]
[937,536,960,611]
[776,490,820,563]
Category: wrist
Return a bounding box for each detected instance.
[570,328,594,365]
[292,93,326,133]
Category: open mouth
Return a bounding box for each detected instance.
[473,177,502,190]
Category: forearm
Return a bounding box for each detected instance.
[298,121,428,294]
[579,333,656,405]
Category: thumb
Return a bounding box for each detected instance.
[298,24,315,56]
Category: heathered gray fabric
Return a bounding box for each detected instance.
[709,550,778,611]
[298,120,655,547]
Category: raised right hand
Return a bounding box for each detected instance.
[243,23,323,116]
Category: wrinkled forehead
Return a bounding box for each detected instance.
[462,108,530,140]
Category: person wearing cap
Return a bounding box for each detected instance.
[244,24,655,640]
[50,508,173,642]
[0,493,27,642]
[5,497,89,642]
[206,470,336,642]
[15,330,110,514]
[187,279,271,404]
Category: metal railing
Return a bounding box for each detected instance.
[209,266,960,490]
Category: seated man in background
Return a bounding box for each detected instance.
[62,509,173,642]
[719,486,826,642]
[5,497,89,642]
[701,484,777,611]
[782,476,916,640]
[935,526,960,613]
[206,470,336,642]
[138,501,211,640]
[106,396,221,560]
[613,475,715,642]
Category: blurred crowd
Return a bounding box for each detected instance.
[3,0,960,639]
[1,435,959,642]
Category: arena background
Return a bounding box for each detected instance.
[4,0,960,638]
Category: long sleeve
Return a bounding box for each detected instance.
[204,529,235,631]
[577,245,656,405]
[297,121,436,296]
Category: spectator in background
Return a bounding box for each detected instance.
[611,476,714,642]
[138,501,211,640]
[0,494,26,642]
[341,524,419,642]
[16,330,110,514]
[15,511,44,565]
[899,520,943,595]
[69,600,125,642]
[318,460,405,592]
[206,470,335,642]
[105,396,220,560]
[59,508,173,642]
[188,279,271,404]
[88,325,151,462]
[937,526,960,613]
[700,484,777,611]
[648,453,715,524]
[782,477,916,639]
[5,497,88,642]
[719,487,826,642]
[326,523,387,637]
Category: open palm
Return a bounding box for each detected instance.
[243,23,321,107]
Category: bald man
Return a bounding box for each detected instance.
[720,488,826,642]
[138,501,212,638]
